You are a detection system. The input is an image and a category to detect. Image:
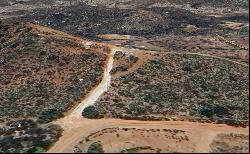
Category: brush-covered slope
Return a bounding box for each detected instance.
[0,21,107,153]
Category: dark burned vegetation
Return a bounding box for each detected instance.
[90,53,249,127]
[16,1,249,64]
[19,4,225,38]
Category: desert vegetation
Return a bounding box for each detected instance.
[210,133,249,153]
[0,119,62,153]
[86,141,104,153]
[0,21,107,152]
[0,0,249,153]
[90,53,249,127]
[111,51,139,75]
[82,106,103,119]
[0,21,106,123]
[120,146,160,153]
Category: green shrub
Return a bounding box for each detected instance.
[38,109,63,123]
[82,106,102,119]
[27,147,45,153]
[87,141,104,153]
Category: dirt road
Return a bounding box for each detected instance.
[48,118,249,153]
[69,49,115,118]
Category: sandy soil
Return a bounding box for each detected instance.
[48,118,249,153]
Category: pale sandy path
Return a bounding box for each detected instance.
[69,49,115,118]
